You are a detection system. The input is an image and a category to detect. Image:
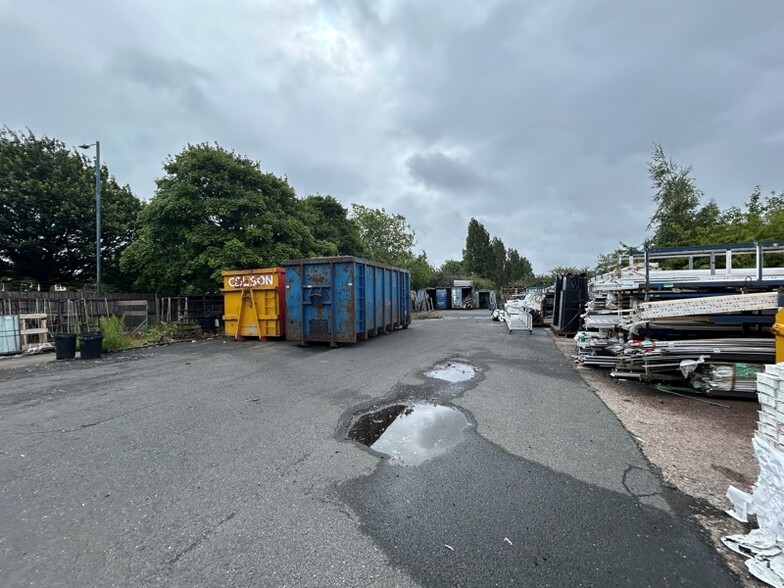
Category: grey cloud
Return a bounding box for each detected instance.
[110,49,211,112]
[2,0,783,274]
[406,151,488,193]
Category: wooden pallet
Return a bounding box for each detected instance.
[20,313,48,350]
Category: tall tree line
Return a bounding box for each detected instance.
[461,218,533,288]
[0,129,432,293]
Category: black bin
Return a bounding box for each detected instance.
[78,332,104,360]
[53,333,77,360]
[200,315,216,333]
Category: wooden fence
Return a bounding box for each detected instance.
[0,292,224,354]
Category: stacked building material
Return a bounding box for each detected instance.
[723,364,784,586]
[504,292,545,326]
[680,361,765,395]
[575,336,775,395]
[576,242,783,397]
[620,292,779,338]
[757,368,784,449]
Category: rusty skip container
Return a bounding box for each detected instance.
[283,256,411,345]
[221,268,286,340]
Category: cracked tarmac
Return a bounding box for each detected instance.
[0,312,739,586]
[340,333,736,586]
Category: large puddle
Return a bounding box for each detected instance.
[348,402,471,466]
[424,361,476,383]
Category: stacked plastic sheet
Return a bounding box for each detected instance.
[723,364,784,587]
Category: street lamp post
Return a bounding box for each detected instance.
[79,141,101,294]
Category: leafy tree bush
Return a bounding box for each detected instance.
[431,259,466,287]
[301,194,365,257]
[122,144,323,293]
[350,204,415,267]
[406,252,435,290]
[349,204,434,289]
[0,128,142,290]
[647,144,708,248]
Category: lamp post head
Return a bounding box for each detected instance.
[78,143,95,150]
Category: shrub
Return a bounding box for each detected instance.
[99,315,134,352]
[139,322,179,344]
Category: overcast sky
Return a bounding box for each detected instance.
[2,1,783,273]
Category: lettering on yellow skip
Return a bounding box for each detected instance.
[227,274,274,288]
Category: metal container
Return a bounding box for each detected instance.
[283,256,411,345]
[435,289,449,310]
[222,268,286,340]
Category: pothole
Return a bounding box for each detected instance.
[424,361,476,383]
[347,402,472,466]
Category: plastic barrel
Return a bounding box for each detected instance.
[53,333,77,360]
[78,332,104,359]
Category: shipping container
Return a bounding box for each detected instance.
[451,286,473,309]
[283,256,411,345]
[474,289,497,310]
[221,268,286,340]
[435,288,449,310]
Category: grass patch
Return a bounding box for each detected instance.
[91,318,208,353]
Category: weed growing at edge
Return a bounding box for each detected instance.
[99,315,134,352]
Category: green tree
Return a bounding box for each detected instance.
[462,218,492,275]
[489,236,506,287]
[504,248,533,284]
[708,187,784,244]
[0,127,142,289]
[760,191,784,240]
[121,143,319,293]
[431,259,466,287]
[692,200,721,243]
[349,204,435,288]
[647,144,715,247]
[440,259,466,276]
[406,252,435,290]
[350,204,415,267]
[702,188,784,267]
[301,194,365,257]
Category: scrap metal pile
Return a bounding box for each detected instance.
[574,243,783,397]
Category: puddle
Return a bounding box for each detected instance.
[424,361,476,383]
[348,403,472,466]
